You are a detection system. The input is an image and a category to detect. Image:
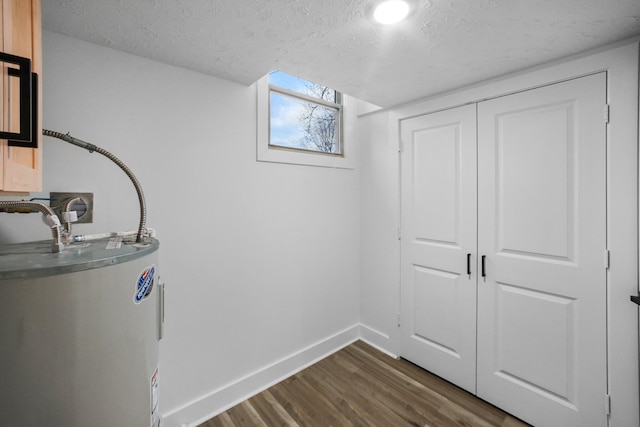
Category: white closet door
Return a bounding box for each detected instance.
[477,73,607,427]
[400,104,478,394]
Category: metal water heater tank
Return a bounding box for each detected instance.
[0,238,163,427]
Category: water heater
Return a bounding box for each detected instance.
[0,238,163,427]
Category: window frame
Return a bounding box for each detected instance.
[269,84,343,156]
[256,73,354,169]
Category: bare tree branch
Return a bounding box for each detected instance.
[299,82,338,153]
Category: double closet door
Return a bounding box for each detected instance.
[400,73,607,427]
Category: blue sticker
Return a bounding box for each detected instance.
[134,265,155,304]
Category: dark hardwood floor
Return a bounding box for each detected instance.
[200,340,531,427]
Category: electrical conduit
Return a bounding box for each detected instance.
[42,129,147,243]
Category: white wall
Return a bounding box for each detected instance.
[357,111,401,356]
[0,31,361,426]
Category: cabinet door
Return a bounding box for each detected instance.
[1,0,41,192]
[477,73,607,427]
[399,104,478,393]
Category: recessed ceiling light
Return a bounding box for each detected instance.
[373,0,411,25]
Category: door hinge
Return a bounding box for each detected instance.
[398,227,402,241]
[604,104,610,124]
[397,313,401,327]
[398,141,402,152]
[604,249,610,270]
[605,393,611,415]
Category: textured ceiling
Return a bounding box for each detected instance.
[41,0,640,108]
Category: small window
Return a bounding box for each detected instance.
[257,70,354,169]
[268,70,343,155]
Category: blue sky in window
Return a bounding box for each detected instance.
[269,70,337,150]
[270,92,307,149]
[269,70,336,102]
[269,70,311,93]
[269,71,308,149]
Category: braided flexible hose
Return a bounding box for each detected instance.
[0,201,63,252]
[42,129,147,243]
[62,197,82,234]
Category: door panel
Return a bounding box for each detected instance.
[493,282,576,400]
[496,101,574,259]
[477,73,607,427]
[400,104,477,394]
[413,266,460,355]
[412,123,460,244]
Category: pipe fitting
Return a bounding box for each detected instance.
[61,196,83,235]
[0,201,64,253]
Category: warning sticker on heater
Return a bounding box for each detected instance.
[134,265,155,304]
[105,237,122,250]
[150,366,159,427]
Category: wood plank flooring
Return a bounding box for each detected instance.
[200,340,531,427]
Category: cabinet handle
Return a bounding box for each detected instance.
[8,72,38,149]
[0,51,35,146]
[481,255,486,279]
[467,253,471,276]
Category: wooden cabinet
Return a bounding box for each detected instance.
[0,0,41,193]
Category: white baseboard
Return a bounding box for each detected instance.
[161,324,360,427]
[359,324,398,359]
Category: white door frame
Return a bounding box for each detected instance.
[394,41,639,427]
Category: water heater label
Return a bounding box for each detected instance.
[134,265,155,304]
[150,366,159,427]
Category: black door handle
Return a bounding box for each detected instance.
[467,253,471,276]
[631,295,640,305]
[481,255,486,279]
